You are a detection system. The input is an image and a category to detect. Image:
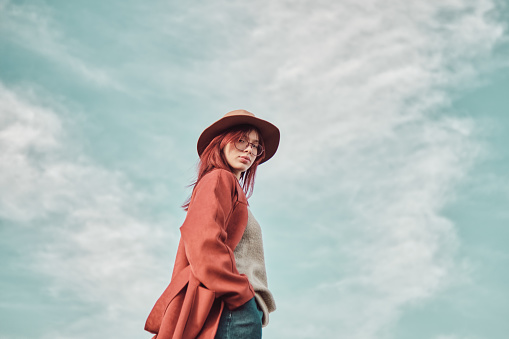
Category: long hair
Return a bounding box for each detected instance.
[183,125,266,210]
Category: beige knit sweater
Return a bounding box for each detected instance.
[234,208,276,327]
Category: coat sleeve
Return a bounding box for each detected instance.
[180,169,255,310]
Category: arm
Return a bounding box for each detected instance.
[180,169,255,310]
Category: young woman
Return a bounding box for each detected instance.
[145,110,280,339]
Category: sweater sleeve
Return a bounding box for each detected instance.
[180,169,255,310]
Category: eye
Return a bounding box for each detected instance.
[238,138,247,144]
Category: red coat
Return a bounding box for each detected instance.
[145,169,255,338]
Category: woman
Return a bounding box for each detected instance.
[145,110,280,339]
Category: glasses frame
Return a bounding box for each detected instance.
[234,138,264,157]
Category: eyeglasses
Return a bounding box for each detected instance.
[234,138,264,157]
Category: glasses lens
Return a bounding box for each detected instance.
[234,139,264,157]
[234,139,247,152]
[255,145,264,156]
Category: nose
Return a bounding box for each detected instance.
[244,143,255,155]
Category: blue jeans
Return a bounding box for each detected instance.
[215,297,263,339]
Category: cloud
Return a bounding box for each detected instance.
[192,1,501,338]
[0,0,506,338]
[0,0,124,90]
[0,83,178,337]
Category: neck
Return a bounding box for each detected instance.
[231,168,242,180]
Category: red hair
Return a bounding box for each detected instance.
[183,125,266,210]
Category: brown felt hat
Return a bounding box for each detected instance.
[197,109,280,164]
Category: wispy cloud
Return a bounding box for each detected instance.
[0,0,124,90]
[192,1,502,338]
[0,83,177,337]
[1,0,506,338]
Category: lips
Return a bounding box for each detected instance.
[239,156,251,164]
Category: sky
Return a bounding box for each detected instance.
[1,0,508,338]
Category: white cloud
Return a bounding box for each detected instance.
[1,0,506,338]
[0,83,177,337]
[0,0,124,90]
[190,1,501,338]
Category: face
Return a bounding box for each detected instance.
[223,130,260,179]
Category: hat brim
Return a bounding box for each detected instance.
[197,115,280,164]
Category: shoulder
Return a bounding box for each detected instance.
[190,169,248,209]
[201,168,237,182]
[193,169,239,200]
[199,169,237,189]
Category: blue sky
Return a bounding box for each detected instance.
[1,1,508,338]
